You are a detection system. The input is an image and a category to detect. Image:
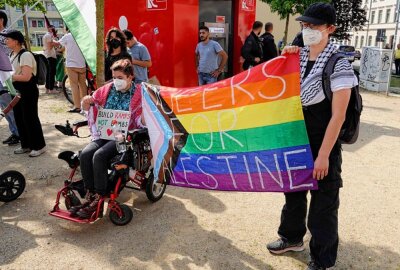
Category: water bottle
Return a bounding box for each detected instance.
[112,123,126,153]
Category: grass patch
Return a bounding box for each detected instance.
[390,75,400,88]
[31,46,42,52]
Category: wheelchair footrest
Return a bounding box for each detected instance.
[49,209,90,224]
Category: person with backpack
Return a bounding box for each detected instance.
[1,30,46,157]
[265,3,358,270]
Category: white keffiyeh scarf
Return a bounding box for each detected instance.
[300,43,338,106]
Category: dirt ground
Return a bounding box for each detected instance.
[0,89,399,270]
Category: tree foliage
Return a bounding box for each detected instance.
[331,0,367,41]
[0,0,45,13]
[261,0,367,42]
[260,0,326,44]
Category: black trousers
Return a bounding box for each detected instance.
[12,81,46,151]
[395,59,400,75]
[46,57,57,90]
[80,139,118,195]
[278,186,340,268]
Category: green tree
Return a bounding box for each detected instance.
[331,0,367,41]
[260,0,326,45]
[1,0,45,50]
[95,0,105,87]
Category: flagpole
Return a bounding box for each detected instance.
[7,0,42,29]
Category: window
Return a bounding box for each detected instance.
[371,10,375,24]
[375,37,378,46]
[378,10,383,23]
[361,36,365,47]
[30,19,45,28]
[394,9,397,22]
[386,9,391,23]
[17,20,23,28]
[368,36,372,46]
[49,19,64,28]
[355,36,359,48]
[45,2,57,11]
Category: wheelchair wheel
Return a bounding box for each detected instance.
[145,171,166,202]
[109,204,133,226]
[64,191,81,210]
[0,171,26,202]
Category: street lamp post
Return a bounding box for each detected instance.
[365,0,373,46]
[387,0,400,95]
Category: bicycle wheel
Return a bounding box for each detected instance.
[62,74,73,105]
[62,74,91,105]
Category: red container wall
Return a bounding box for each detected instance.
[233,0,256,74]
[104,0,255,87]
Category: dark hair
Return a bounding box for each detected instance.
[265,22,273,32]
[0,10,8,27]
[48,24,55,29]
[66,26,69,32]
[199,26,209,32]
[252,21,263,30]
[105,27,127,55]
[111,59,134,77]
[123,29,134,40]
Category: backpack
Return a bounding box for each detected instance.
[17,49,48,85]
[322,53,363,144]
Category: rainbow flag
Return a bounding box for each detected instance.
[142,53,317,192]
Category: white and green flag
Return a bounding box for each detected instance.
[53,0,96,75]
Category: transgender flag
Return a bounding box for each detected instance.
[52,0,96,74]
[142,54,317,193]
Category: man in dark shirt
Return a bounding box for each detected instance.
[260,22,278,62]
[241,21,263,70]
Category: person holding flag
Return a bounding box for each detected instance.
[0,10,20,146]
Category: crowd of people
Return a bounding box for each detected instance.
[0,2,359,269]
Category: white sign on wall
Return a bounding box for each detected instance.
[147,0,167,11]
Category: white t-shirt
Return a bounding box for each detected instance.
[10,51,37,76]
[42,32,56,58]
[58,33,86,68]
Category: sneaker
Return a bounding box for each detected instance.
[14,147,30,154]
[29,146,46,157]
[2,134,18,144]
[7,135,20,146]
[77,194,102,219]
[307,261,326,270]
[68,191,94,216]
[266,238,305,254]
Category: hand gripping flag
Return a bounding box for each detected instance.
[142,54,317,192]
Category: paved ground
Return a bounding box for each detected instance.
[0,89,399,270]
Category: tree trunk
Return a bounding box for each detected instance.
[21,6,31,51]
[95,0,105,87]
[283,13,290,46]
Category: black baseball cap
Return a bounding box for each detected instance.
[0,29,25,43]
[296,2,336,25]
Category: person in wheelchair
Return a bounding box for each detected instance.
[70,59,143,218]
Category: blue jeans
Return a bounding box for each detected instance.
[198,72,217,86]
[0,85,19,137]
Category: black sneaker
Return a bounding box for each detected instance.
[2,134,19,145]
[307,261,326,270]
[7,135,20,146]
[266,238,305,254]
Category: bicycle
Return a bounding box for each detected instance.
[62,66,97,105]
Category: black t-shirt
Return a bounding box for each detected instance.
[304,61,315,79]
[104,51,132,81]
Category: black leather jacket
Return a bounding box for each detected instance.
[241,31,263,70]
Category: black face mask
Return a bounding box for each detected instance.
[109,39,121,49]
